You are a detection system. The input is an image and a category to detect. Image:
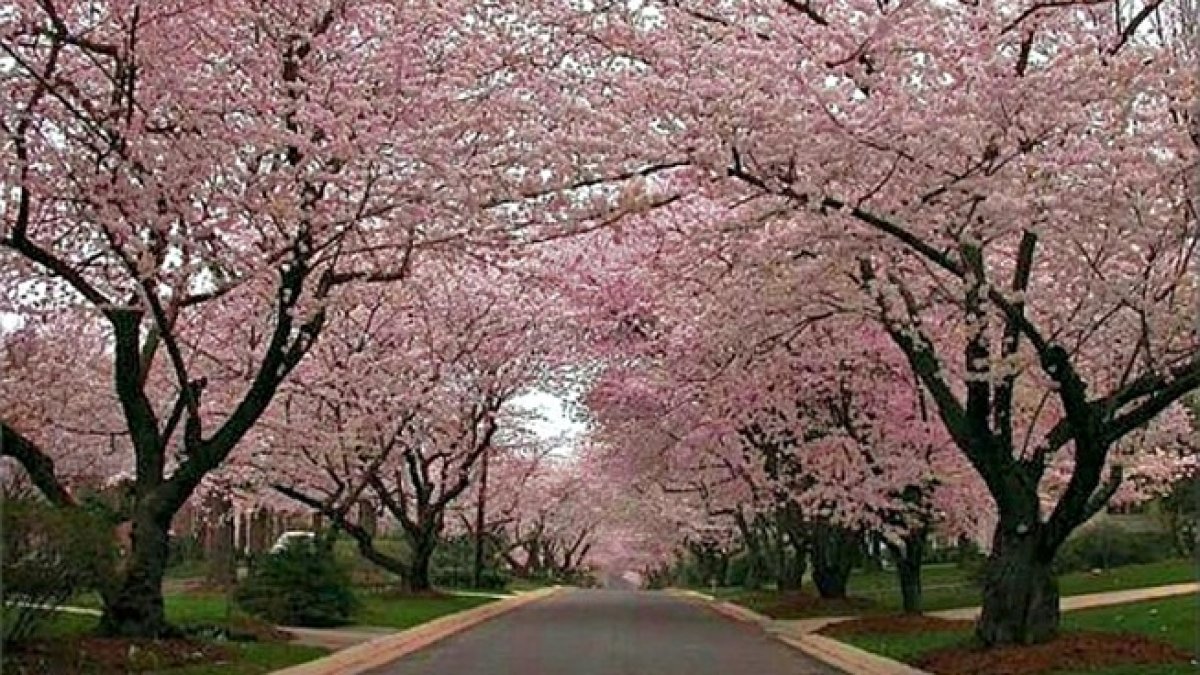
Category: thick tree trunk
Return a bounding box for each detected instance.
[811,524,858,599]
[99,508,174,637]
[977,526,1060,646]
[406,537,436,592]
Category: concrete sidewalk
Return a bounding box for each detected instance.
[283,625,399,651]
[928,581,1199,621]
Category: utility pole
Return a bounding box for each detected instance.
[472,446,490,588]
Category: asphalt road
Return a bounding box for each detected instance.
[367,589,840,675]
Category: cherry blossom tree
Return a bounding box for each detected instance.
[0,0,684,634]
[563,0,1200,644]
[256,261,552,591]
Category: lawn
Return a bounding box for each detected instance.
[66,585,499,629]
[1062,593,1197,653]
[6,586,496,674]
[144,643,328,675]
[720,558,1196,618]
[2,610,328,675]
[353,593,496,629]
[830,594,1199,675]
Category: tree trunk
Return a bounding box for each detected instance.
[204,495,236,587]
[249,509,272,556]
[472,448,489,589]
[888,528,927,615]
[811,524,858,599]
[404,518,440,593]
[742,544,767,591]
[406,536,435,592]
[977,526,1060,646]
[99,508,174,637]
[776,543,805,591]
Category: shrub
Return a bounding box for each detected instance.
[1159,476,1198,558]
[430,565,509,590]
[1053,523,1176,574]
[1,497,116,644]
[234,539,356,627]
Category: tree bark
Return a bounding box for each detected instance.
[406,534,436,592]
[472,447,489,588]
[204,495,236,587]
[888,528,927,615]
[977,526,1060,645]
[811,524,858,599]
[99,507,174,637]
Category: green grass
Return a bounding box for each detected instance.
[721,558,1196,618]
[1058,560,1198,598]
[839,629,972,662]
[152,586,497,630]
[166,590,242,625]
[66,585,498,629]
[353,593,495,629]
[165,559,210,580]
[1061,594,1197,651]
[164,642,329,675]
[836,594,1199,675]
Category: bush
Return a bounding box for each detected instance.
[234,539,356,627]
[1,497,116,644]
[725,553,750,587]
[430,566,509,590]
[168,533,204,568]
[1053,523,1176,574]
[1159,476,1198,558]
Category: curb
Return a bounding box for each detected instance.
[707,599,772,625]
[662,588,772,625]
[777,633,933,675]
[270,586,562,675]
[665,591,922,674]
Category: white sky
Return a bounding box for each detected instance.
[509,389,588,455]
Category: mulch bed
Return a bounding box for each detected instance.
[820,614,973,636]
[915,632,1194,675]
[4,636,231,674]
[753,591,877,619]
[819,616,1193,675]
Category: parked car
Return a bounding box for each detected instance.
[270,530,316,554]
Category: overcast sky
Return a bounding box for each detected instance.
[509,389,588,455]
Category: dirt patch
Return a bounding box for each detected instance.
[4,636,231,674]
[820,614,974,637]
[751,591,877,619]
[915,632,1193,675]
[180,613,293,643]
[228,613,294,642]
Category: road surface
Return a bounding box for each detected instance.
[367,589,840,675]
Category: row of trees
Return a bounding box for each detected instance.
[3,0,1197,649]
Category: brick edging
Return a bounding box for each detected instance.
[270,586,562,675]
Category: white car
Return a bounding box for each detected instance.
[270,530,316,554]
